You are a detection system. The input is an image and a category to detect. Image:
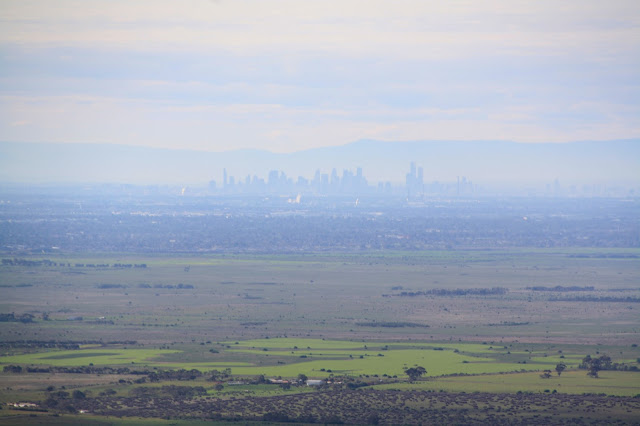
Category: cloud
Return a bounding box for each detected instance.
[2,92,636,154]
[2,0,637,59]
[0,0,638,151]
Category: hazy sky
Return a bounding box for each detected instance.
[1,0,639,153]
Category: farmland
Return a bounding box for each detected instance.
[1,250,638,346]
[0,189,639,423]
[1,249,640,424]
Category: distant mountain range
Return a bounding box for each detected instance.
[0,139,638,186]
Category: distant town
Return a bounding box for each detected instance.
[208,163,472,197]
[208,162,624,198]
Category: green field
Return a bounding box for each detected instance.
[2,338,637,385]
[0,349,181,367]
[1,251,640,423]
[374,370,640,396]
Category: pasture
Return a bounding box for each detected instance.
[3,337,637,378]
[0,349,181,367]
[2,337,639,396]
[1,250,639,423]
[374,370,640,396]
[1,250,638,348]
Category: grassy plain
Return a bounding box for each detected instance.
[0,349,181,367]
[2,250,639,347]
[3,338,637,379]
[1,250,639,423]
[374,370,640,396]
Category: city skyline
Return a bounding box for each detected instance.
[209,163,616,198]
[0,139,637,192]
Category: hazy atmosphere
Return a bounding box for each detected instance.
[1,2,640,425]
[1,0,639,153]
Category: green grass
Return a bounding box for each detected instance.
[2,339,615,379]
[372,370,640,396]
[39,352,122,360]
[228,338,499,353]
[384,342,500,354]
[218,338,585,378]
[0,349,181,366]
[2,251,639,390]
[227,338,368,350]
[228,348,539,378]
[0,348,257,370]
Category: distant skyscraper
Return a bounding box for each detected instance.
[268,170,279,186]
[406,162,424,198]
[321,173,329,192]
[331,168,339,189]
[213,165,381,196]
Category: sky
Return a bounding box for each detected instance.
[1,0,639,153]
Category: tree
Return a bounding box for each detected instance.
[297,373,308,383]
[405,366,426,382]
[555,363,566,376]
[539,370,552,379]
[207,369,228,381]
[581,354,612,378]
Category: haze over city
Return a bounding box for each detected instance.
[1,2,640,424]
